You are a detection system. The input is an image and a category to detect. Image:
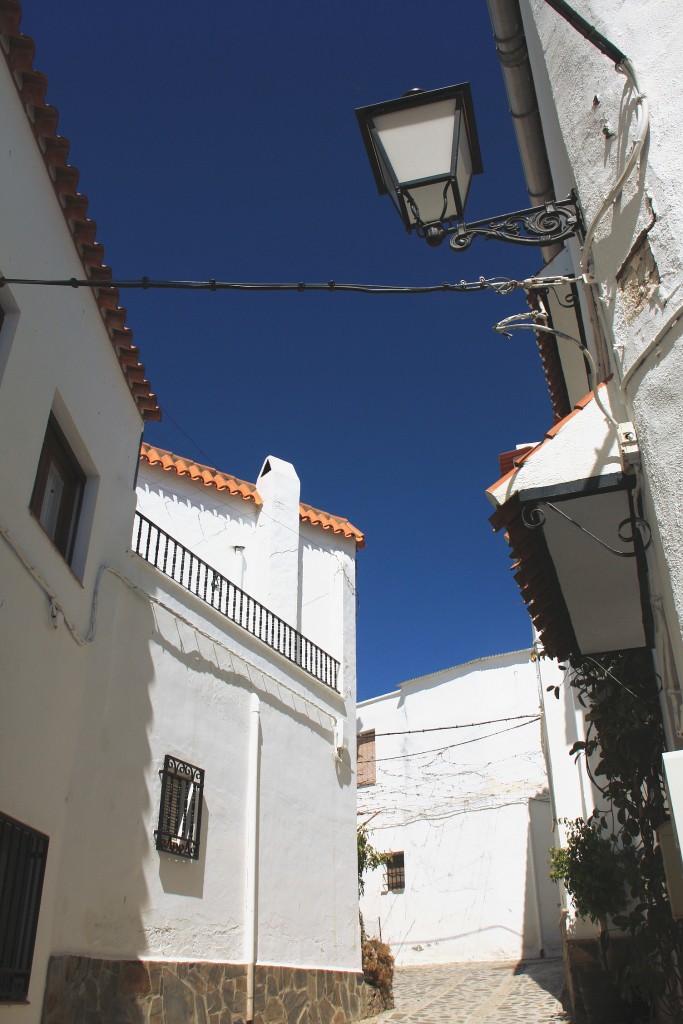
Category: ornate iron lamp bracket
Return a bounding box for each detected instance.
[433,194,583,252]
[521,499,652,557]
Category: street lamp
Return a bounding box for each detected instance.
[355,83,581,251]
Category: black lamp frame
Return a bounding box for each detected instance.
[357,83,583,251]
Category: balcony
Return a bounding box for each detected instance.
[132,511,340,691]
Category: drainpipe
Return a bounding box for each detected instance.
[245,693,261,1024]
[486,0,561,262]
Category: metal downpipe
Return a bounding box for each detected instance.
[245,693,261,1024]
[486,0,561,261]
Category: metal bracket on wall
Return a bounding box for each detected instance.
[522,499,651,557]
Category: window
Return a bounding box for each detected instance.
[385,852,405,893]
[155,755,204,860]
[29,413,85,563]
[0,812,49,1003]
[357,730,376,787]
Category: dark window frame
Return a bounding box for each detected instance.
[385,851,405,893]
[29,413,85,564]
[0,811,49,1004]
[154,755,204,861]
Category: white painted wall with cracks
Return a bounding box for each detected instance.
[357,651,565,964]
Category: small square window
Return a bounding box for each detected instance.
[155,756,204,860]
[0,811,49,1003]
[29,413,85,564]
[357,730,376,787]
[385,852,405,893]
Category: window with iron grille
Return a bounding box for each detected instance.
[155,756,204,860]
[385,852,405,893]
[29,412,85,564]
[0,812,49,1003]
[357,730,376,787]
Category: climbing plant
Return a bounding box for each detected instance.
[357,824,390,897]
[548,649,683,1017]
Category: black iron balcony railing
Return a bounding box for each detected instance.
[133,511,339,691]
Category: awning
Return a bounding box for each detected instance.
[487,387,652,660]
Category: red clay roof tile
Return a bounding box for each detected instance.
[140,443,365,549]
[0,1,160,421]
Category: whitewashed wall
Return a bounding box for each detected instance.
[357,651,565,964]
[520,0,683,744]
[48,547,360,973]
[0,46,143,1021]
[136,460,356,667]
[0,36,361,1019]
[129,457,360,969]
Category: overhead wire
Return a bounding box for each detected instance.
[0,273,586,297]
[372,717,541,763]
[372,714,540,737]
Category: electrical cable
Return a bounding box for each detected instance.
[493,310,620,430]
[372,714,539,737]
[372,718,540,763]
[618,298,683,395]
[580,59,650,277]
[0,513,339,725]
[0,273,585,297]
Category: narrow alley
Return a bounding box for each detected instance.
[377,960,571,1024]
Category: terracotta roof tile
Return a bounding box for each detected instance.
[527,289,572,425]
[299,503,365,547]
[0,1,160,421]
[139,443,366,549]
[486,387,614,659]
[497,445,536,478]
[489,494,576,660]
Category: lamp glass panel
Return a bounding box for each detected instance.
[455,124,473,214]
[373,99,460,187]
[404,181,458,224]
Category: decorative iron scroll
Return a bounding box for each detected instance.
[445,196,581,251]
[155,755,205,860]
[522,500,652,557]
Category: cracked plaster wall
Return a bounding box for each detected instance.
[521,0,683,726]
[357,651,564,964]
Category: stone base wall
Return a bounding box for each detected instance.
[41,957,380,1024]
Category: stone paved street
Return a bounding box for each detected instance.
[377,959,572,1024]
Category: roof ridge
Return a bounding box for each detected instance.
[139,442,366,549]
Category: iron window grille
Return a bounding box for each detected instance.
[0,812,49,1003]
[385,852,405,893]
[155,756,204,860]
[29,413,85,564]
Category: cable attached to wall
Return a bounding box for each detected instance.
[0,514,340,728]
[492,309,619,430]
[0,272,588,297]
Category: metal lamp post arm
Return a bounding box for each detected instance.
[431,194,583,251]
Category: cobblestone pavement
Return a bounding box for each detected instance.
[377,959,572,1024]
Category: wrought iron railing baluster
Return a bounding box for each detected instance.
[132,511,339,690]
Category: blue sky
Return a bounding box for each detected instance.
[20,1,556,700]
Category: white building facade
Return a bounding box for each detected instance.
[357,651,564,965]
[484,2,683,1017]
[0,10,367,1023]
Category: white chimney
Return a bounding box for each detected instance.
[253,456,300,627]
